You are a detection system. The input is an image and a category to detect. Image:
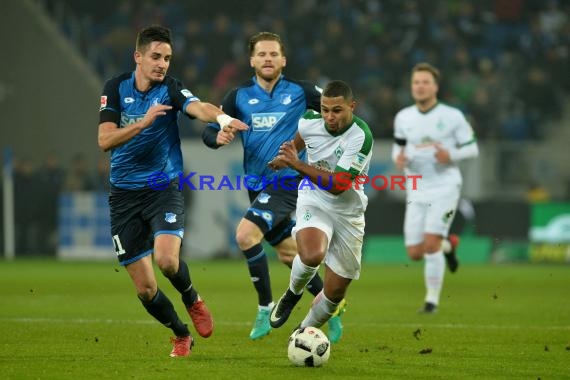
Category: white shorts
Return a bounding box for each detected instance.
[292,197,364,280]
[404,188,460,246]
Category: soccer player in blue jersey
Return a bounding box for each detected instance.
[202,32,345,342]
[98,25,248,358]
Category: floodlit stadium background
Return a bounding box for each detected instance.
[1,2,569,379]
[1,0,569,262]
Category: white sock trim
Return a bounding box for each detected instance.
[300,291,339,328]
[424,251,445,305]
[258,302,274,311]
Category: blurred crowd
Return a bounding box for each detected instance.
[6,152,197,256]
[8,153,110,255]
[44,0,569,141]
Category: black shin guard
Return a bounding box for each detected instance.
[243,244,272,306]
[306,272,324,297]
[140,288,189,337]
[167,259,198,306]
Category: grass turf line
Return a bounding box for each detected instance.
[0,259,568,379]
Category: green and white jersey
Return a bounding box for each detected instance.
[394,102,476,198]
[298,110,373,213]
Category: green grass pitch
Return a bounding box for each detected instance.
[0,259,568,379]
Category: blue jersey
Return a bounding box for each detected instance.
[99,72,199,189]
[204,75,321,191]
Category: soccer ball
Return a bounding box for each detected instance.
[287,326,331,367]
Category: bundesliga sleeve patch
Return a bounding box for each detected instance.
[180,89,194,98]
[350,152,367,172]
[100,95,107,110]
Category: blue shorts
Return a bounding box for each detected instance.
[109,181,185,266]
[245,176,299,246]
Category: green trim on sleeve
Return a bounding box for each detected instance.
[458,138,477,147]
[301,109,322,120]
[333,165,360,180]
[353,116,373,156]
[334,165,356,179]
[333,116,374,179]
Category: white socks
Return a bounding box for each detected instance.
[300,291,338,328]
[258,302,274,312]
[424,251,445,305]
[290,255,318,295]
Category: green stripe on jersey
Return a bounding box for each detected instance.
[353,115,373,156]
[302,110,322,120]
[336,115,373,179]
[458,137,477,147]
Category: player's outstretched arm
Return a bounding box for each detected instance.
[186,101,248,132]
[98,104,172,151]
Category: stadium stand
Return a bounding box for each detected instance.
[42,0,569,140]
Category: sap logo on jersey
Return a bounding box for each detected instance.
[121,113,145,127]
[252,112,285,131]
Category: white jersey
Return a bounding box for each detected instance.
[298,110,373,213]
[394,102,476,199]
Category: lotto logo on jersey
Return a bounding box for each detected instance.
[251,112,285,131]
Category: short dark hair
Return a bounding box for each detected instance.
[136,25,172,53]
[322,80,354,101]
[248,32,285,56]
[412,62,440,84]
